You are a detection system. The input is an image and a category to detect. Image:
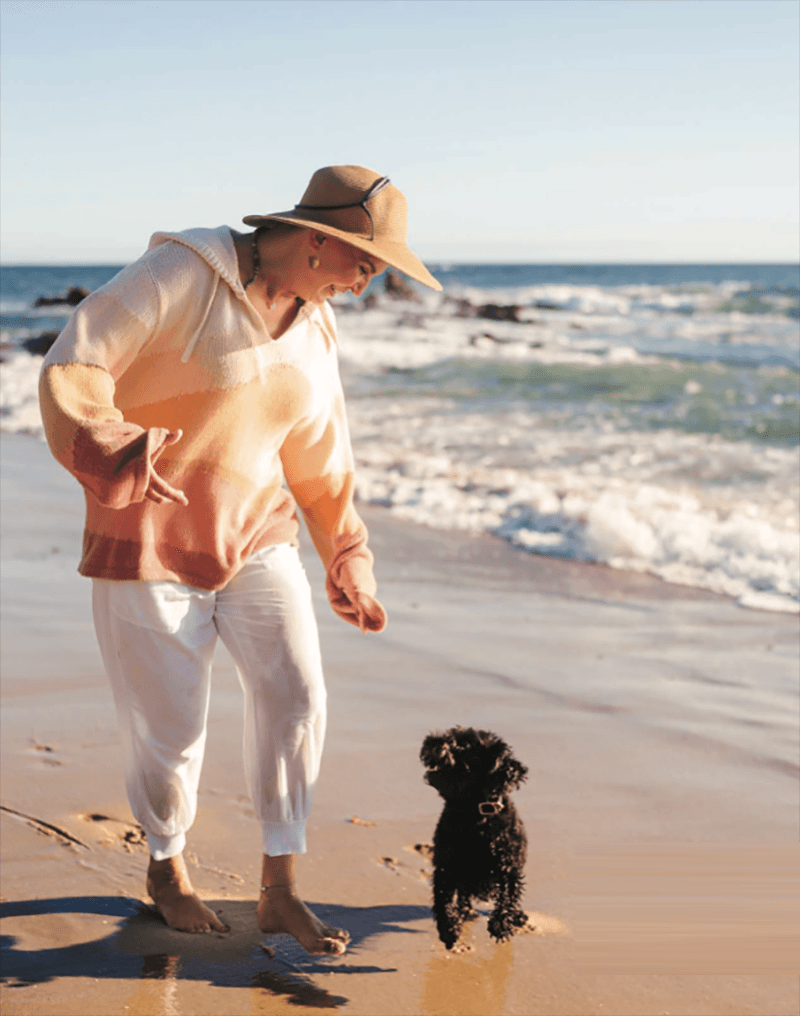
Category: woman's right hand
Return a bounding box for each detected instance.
[145,429,189,505]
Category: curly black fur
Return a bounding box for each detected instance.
[420,726,529,950]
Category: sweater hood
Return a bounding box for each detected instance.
[145,225,330,364]
[148,226,244,295]
[148,226,251,364]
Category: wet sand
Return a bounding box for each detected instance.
[1,432,799,1016]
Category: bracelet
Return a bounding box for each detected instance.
[260,883,294,892]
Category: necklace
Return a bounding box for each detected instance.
[244,228,274,310]
[244,229,261,290]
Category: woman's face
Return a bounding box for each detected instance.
[306,234,387,304]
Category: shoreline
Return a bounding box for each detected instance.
[2,431,798,1015]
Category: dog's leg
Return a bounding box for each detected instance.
[456,889,478,924]
[487,869,525,943]
[511,907,530,928]
[432,868,462,950]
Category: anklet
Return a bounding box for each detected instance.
[260,883,293,892]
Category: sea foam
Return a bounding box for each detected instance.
[2,271,797,613]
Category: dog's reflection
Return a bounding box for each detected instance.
[422,922,514,1016]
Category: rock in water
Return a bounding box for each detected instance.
[33,286,89,308]
[384,270,420,302]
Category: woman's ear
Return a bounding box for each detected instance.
[308,231,326,251]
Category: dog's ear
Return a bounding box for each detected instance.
[499,755,528,790]
[420,732,454,771]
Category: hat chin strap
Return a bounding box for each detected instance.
[294,176,391,242]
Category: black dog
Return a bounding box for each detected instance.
[420,726,529,950]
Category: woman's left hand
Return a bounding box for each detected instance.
[325,537,387,633]
[332,588,387,633]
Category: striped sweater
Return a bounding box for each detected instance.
[39,226,386,632]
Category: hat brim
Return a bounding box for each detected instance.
[242,211,442,292]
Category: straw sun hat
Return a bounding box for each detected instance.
[243,165,442,291]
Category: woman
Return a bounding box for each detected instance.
[39,166,441,955]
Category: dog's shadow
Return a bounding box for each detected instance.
[0,895,431,1006]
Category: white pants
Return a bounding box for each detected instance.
[92,544,326,861]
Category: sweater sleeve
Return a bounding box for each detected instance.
[279,333,386,633]
[38,254,175,508]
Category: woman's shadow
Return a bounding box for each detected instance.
[0,894,431,1008]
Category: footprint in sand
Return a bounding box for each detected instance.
[79,812,148,853]
[378,855,403,875]
[405,843,434,881]
[28,741,64,767]
[522,911,570,937]
[375,850,434,885]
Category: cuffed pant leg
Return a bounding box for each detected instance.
[213,545,326,857]
[91,579,218,860]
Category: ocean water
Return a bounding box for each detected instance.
[2,261,798,613]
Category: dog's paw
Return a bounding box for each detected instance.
[487,917,516,943]
[447,940,474,954]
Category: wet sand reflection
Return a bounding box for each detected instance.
[421,919,514,1016]
[124,954,181,1015]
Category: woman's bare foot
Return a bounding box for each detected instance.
[257,885,349,955]
[146,854,229,934]
[258,853,349,956]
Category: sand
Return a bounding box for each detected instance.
[1,431,798,1016]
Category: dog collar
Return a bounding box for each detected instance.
[478,800,504,816]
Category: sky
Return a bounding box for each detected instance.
[1,0,798,264]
